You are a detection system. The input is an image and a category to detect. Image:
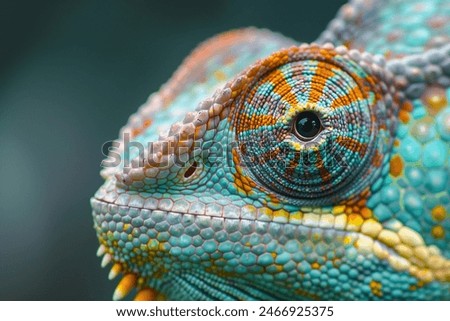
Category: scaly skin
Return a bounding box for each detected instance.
[91,0,450,300]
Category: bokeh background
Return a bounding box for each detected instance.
[0,0,346,300]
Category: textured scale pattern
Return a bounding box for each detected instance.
[92,0,450,300]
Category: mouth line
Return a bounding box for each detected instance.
[92,192,449,286]
[92,195,375,234]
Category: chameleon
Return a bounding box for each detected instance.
[91,0,450,300]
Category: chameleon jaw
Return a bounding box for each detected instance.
[92,184,450,300]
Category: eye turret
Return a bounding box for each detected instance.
[231,44,399,205]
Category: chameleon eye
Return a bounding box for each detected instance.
[293,111,323,141]
[231,45,398,205]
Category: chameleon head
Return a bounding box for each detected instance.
[91,39,449,300]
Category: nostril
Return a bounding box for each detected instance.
[184,161,198,178]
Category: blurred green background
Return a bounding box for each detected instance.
[0,0,346,300]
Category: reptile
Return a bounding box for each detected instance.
[91,0,450,300]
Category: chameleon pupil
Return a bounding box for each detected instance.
[294,111,322,140]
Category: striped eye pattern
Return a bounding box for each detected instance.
[232,45,398,205]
